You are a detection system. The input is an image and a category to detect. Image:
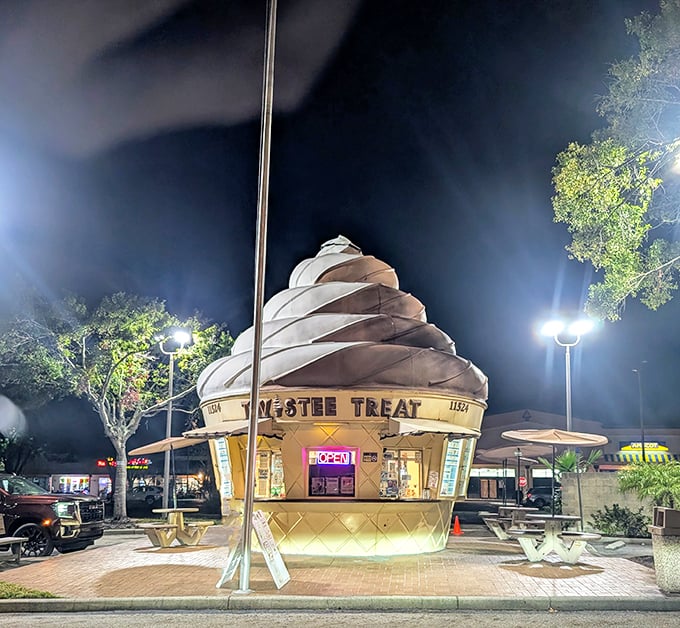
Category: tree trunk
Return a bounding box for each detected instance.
[112,441,128,521]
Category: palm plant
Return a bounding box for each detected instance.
[537,448,603,479]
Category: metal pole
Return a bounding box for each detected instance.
[162,351,175,510]
[564,344,572,432]
[238,0,278,595]
[633,367,646,462]
[515,449,522,506]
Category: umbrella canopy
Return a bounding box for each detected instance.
[476,443,554,463]
[501,428,608,520]
[128,436,207,456]
[501,428,608,448]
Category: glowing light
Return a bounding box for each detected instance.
[568,319,594,336]
[316,450,351,465]
[540,320,564,337]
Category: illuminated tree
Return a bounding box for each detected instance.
[552,0,680,320]
[0,292,233,521]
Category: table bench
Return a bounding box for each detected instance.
[0,536,27,565]
[482,516,513,540]
[138,523,178,548]
[176,521,214,546]
[511,514,597,564]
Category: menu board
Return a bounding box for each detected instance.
[439,438,463,497]
[252,510,291,589]
[456,440,475,497]
[212,438,234,514]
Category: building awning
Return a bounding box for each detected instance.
[387,417,479,437]
[603,452,679,463]
[182,418,272,439]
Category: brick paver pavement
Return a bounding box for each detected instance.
[0,526,664,599]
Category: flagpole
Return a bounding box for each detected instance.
[237,0,278,594]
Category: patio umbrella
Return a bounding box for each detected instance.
[129,436,208,508]
[477,443,555,505]
[501,429,608,523]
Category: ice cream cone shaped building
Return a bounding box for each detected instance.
[191,236,488,555]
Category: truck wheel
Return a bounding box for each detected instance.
[14,523,54,557]
[145,495,156,505]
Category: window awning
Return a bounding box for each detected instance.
[387,417,479,437]
[604,452,679,463]
[182,418,271,439]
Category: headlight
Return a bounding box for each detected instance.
[52,501,77,518]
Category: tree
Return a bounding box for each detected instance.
[618,460,680,508]
[552,0,680,320]
[538,448,603,478]
[0,429,45,474]
[0,292,233,521]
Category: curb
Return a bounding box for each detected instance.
[1,595,679,613]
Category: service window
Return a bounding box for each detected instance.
[255,450,286,499]
[380,449,422,499]
[307,448,357,498]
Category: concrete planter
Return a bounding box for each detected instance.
[649,507,680,594]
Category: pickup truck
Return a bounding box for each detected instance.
[0,473,105,557]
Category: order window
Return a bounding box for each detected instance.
[380,449,422,499]
[307,449,356,497]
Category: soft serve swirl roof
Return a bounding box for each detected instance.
[198,236,488,404]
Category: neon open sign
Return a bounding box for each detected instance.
[316,451,351,465]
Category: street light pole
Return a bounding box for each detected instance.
[514,448,522,506]
[158,330,191,510]
[163,350,175,510]
[540,317,594,530]
[633,364,646,462]
[540,318,594,432]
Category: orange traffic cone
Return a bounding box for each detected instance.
[451,515,464,536]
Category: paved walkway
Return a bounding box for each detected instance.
[0,525,677,612]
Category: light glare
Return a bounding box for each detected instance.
[540,320,564,337]
[568,319,594,336]
[172,330,192,346]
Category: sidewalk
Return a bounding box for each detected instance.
[0,525,678,612]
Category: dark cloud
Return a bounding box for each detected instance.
[0,0,677,445]
[0,0,360,155]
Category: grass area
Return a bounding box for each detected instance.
[0,582,57,599]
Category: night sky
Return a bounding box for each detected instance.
[0,0,676,457]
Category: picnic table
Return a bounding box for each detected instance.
[481,505,540,540]
[140,507,213,548]
[508,513,600,564]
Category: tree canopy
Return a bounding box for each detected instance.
[552,0,680,320]
[0,291,233,520]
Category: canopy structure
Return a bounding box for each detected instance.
[129,436,207,455]
[502,428,608,520]
[182,418,272,439]
[502,428,608,448]
[476,443,555,505]
[387,418,480,437]
[128,436,209,509]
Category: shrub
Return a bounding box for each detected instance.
[618,461,680,508]
[0,582,56,598]
[589,503,651,538]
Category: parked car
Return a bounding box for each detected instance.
[127,485,163,505]
[0,473,105,557]
[524,485,560,509]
